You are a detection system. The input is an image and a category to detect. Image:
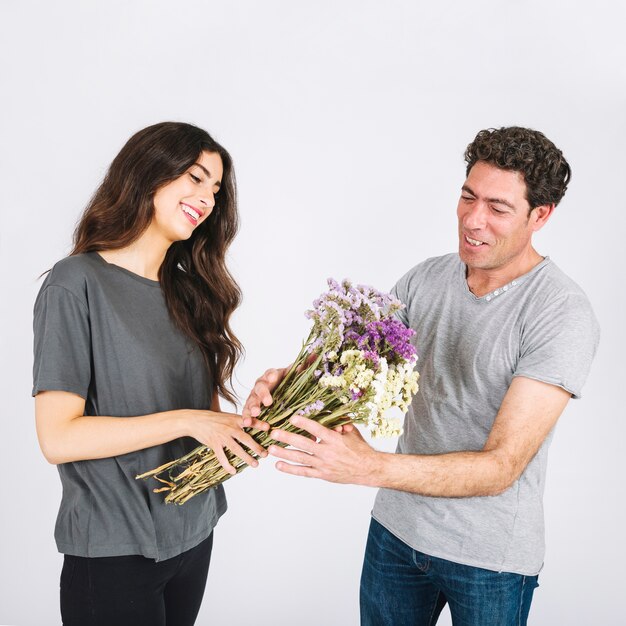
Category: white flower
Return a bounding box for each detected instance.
[319,374,345,388]
[370,417,404,439]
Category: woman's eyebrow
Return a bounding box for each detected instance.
[193,163,221,188]
[193,163,211,178]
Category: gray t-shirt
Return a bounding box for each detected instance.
[33,252,227,561]
[372,254,599,575]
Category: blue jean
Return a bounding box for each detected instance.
[360,518,538,626]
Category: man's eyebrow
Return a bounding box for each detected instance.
[193,163,221,187]
[487,196,515,209]
[461,185,515,209]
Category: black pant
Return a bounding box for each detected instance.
[60,533,213,626]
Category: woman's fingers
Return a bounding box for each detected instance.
[226,439,259,468]
[235,432,267,458]
[211,437,260,473]
[242,415,270,431]
[195,410,270,472]
[213,446,237,475]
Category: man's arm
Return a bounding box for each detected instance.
[264,376,571,497]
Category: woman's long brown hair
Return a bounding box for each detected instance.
[71,122,242,404]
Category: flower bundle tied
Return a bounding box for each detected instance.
[136,279,419,504]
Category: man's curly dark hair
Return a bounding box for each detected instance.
[464,127,571,211]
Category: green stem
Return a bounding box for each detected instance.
[138,335,366,504]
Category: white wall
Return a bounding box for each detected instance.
[1,1,624,624]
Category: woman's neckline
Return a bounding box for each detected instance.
[91,252,161,288]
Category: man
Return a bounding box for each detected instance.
[242,127,599,625]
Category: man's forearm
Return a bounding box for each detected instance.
[366,448,515,497]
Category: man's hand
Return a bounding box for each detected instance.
[268,416,381,485]
[242,367,288,426]
[266,377,571,497]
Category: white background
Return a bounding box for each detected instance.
[1,1,625,625]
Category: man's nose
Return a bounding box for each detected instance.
[463,203,487,230]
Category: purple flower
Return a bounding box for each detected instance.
[304,278,414,366]
[296,400,326,417]
[362,350,379,365]
[353,318,416,364]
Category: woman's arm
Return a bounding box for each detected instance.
[35,390,268,472]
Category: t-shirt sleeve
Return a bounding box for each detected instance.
[32,284,92,399]
[514,292,600,399]
[391,274,410,328]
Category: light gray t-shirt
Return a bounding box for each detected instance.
[372,254,599,575]
[33,252,227,561]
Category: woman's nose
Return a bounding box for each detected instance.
[199,192,215,210]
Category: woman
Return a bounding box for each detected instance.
[33,122,268,626]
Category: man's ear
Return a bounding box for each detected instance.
[530,203,555,232]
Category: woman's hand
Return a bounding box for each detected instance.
[183,409,269,475]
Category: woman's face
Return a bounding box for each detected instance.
[151,150,224,244]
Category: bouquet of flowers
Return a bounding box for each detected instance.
[136,279,419,504]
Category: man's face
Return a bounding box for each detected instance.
[457,161,539,272]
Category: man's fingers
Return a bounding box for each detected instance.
[253,381,274,406]
[270,428,318,454]
[242,391,266,419]
[245,402,261,419]
[242,366,289,420]
[268,444,316,467]
[275,460,320,478]
[256,367,287,394]
[289,415,337,442]
[264,368,281,383]
[334,423,356,434]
